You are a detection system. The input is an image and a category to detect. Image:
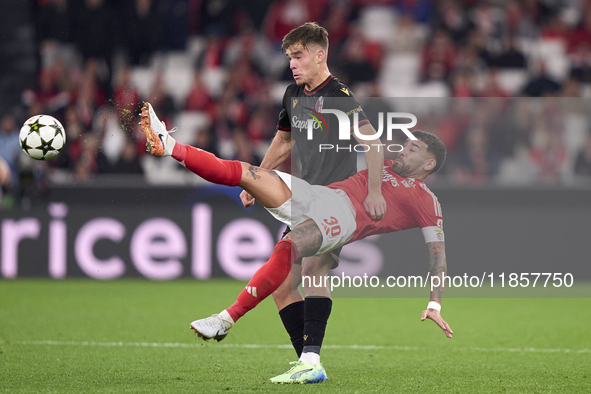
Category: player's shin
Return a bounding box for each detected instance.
[226,239,300,322]
[300,296,332,366]
[279,300,305,357]
[172,143,242,186]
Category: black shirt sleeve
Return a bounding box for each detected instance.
[277,86,292,132]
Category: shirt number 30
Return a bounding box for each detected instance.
[323,217,341,237]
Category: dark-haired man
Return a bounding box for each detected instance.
[235,22,386,380]
[141,102,452,384]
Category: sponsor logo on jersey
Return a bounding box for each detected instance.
[292,99,298,108]
[401,180,415,188]
[292,115,322,131]
[340,87,350,96]
[382,170,399,187]
[302,107,328,131]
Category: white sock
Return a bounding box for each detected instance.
[164,134,176,157]
[219,310,235,328]
[299,352,320,367]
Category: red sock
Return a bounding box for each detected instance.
[172,143,242,186]
[227,239,300,322]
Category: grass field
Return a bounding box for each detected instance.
[1,279,590,393]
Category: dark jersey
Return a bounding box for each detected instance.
[276,75,370,186]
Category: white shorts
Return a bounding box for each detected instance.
[265,171,357,255]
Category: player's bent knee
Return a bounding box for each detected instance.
[291,220,323,258]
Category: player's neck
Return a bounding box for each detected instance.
[305,67,331,92]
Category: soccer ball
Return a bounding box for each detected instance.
[19,115,66,160]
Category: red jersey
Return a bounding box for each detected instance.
[327,160,444,243]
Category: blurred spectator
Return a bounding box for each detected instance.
[113,66,141,122]
[196,36,224,70]
[194,127,220,157]
[420,30,456,82]
[322,1,352,51]
[522,61,561,97]
[456,126,501,185]
[0,115,21,181]
[529,126,568,184]
[567,7,591,53]
[232,131,262,166]
[394,0,433,24]
[389,14,427,53]
[503,1,536,40]
[75,61,107,129]
[1,155,14,208]
[245,108,274,142]
[186,70,213,111]
[74,134,99,181]
[574,133,591,177]
[451,70,475,97]
[470,2,503,41]
[123,0,161,66]
[148,73,176,126]
[464,29,494,67]
[56,106,84,171]
[569,42,591,83]
[480,70,509,97]
[226,58,263,99]
[198,0,238,36]
[0,156,10,188]
[112,139,144,174]
[561,77,582,97]
[540,12,569,41]
[224,28,271,74]
[208,92,240,145]
[434,0,474,45]
[264,0,320,45]
[74,0,118,89]
[338,25,380,84]
[22,68,70,116]
[493,35,527,69]
[75,0,117,60]
[36,0,73,45]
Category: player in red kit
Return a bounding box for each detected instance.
[141,102,452,383]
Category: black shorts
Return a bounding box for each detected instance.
[281,226,342,269]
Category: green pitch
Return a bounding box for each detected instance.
[1,280,589,393]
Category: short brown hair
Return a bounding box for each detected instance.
[282,22,329,52]
[412,130,447,174]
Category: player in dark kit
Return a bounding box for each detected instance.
[140,101,452,384]
[233,22,387,381]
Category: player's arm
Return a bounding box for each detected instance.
[260,129,293,170]
[421,240,453,338]
[353,123,386,220]
[241,85,293,207]
[240,129,293,207]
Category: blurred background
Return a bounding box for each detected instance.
[1,0,591,209]
[0,0,590,280]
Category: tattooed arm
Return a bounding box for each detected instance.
[421,241,453,338]
[427,241,446,303]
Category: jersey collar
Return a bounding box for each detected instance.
[304,75,335,95]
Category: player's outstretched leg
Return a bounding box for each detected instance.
[190,220,323,341]
[190,238,300,340]
[140,102,289,208]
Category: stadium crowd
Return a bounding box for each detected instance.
[2,0,591,206]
